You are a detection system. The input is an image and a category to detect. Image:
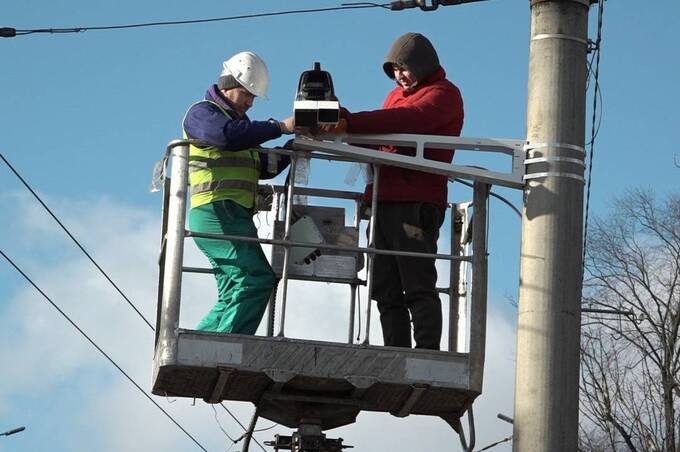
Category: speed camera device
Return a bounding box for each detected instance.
[294,62,340,128]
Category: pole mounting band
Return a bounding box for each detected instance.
[531,33,589,46]
[525,142,586,154]
[524,156,585,167]
[524,172,585,183]
[530,0,591,7]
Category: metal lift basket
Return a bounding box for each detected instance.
[152,133,525,436]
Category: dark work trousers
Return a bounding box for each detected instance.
[371,202,445,350]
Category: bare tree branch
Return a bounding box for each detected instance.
[580,189,680,452]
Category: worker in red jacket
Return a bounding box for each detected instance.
[323,32,464,350]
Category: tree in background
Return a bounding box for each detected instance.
[579,189,680,451]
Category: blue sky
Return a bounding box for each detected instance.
[1,1,679,451]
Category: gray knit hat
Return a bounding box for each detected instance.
[383,32,440,83]
[218,74,242,90]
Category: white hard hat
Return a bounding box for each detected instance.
[220,51,269,99]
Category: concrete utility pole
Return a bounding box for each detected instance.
[514,1,591,451]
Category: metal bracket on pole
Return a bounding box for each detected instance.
[523,142,585,182]
[294,134,527,189]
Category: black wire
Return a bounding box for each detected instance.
[211,404,238,443]
[475,435,512,451]
[0,249,208,452]
[454,178,521,218]
[1,151,264,447]
[1,152,271,443]
[254,423,278,433]
[0,152,155,331]
[220,403,267,452]
[582,0,605,275]
[10,4,389,36]
[342,1,392,8]
[584,59,603,147]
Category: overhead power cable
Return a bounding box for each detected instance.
[1,4,388,37]
[0,154,268,446]
[1,426,25,437]
[0,249,208,452]
[0,152,155,331]
[475,435,512,451]
[0,0,490,38]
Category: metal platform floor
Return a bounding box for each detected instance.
[153,330,479,430]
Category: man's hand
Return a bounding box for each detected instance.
[279,116,295,134]
[314,118,347,135]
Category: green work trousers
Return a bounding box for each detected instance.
[189,200,275,334]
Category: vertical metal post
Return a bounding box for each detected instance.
[347,199,362,344]
[362,165,380,345]
[468,182,489,391]
[347,285,357,344]
[266,280,278,337]
[514,1,589,450]
[266,192,281,337]
[156,142,189,364]
[448,204,462,353]
[276,155,298,337]
[155,176,171,350]
[457,205,470,353]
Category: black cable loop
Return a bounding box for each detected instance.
[454,178,521,218]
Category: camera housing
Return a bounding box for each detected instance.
[293,62,340,128]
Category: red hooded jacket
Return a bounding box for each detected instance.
[343,67,464,207]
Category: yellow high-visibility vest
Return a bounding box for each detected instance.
[183,100,260,210]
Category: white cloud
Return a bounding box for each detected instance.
[0,194,516,452]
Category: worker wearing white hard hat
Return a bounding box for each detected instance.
[220,51,270,99]
[182,51,295,334]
